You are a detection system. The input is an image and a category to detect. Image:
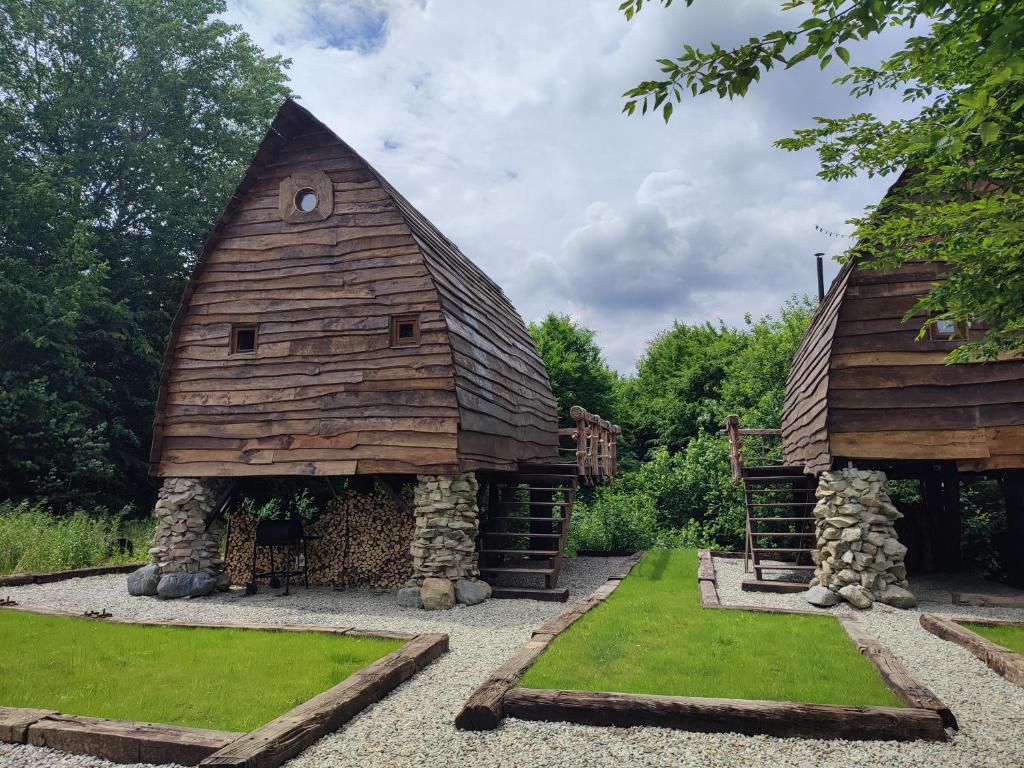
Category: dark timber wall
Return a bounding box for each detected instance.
[783,259,1024,474]
[150,100,558,478]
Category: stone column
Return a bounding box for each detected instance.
[807,468,916,609]
[400,472,491,609]
[128,477,228,599]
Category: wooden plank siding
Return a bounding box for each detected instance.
[150,100,558,477]
[782,259,1024,473]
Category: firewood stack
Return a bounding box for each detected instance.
[225,489,414,589]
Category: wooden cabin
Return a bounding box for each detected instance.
[781,257,1024,574]
[150,99,560,478]
[146,99,619,600]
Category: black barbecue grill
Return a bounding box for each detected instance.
[247,516,321,596]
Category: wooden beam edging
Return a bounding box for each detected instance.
[501,688,946,742]
[0,608,446,766]
[836,615,956,729]
[201,633,447,767]
[454,550,645,730]
[697,549,818,617]
[0,562,145,588]
[952,591,1024,610]
[920,613,1024,689]
[1,706,240,766]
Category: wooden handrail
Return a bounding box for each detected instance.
[566,406,621,484]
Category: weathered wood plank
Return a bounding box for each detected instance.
[201,634,447,767]
[0,707,55,743]
[502,688,946,741]
[26,714,240,766]
[952,592,1024,609]
[837,615,956,728]
[920,613,1024,688]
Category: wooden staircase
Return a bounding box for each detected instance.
[478,462,579,602]
[722,415,817,592]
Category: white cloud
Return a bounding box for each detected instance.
[225,0,911,372]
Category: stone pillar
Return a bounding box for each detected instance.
[128,477,227,599]
[399,472,491,609]
[808,469,916,610]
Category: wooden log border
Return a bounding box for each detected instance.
[454,551,644,730]
[0,562,145,588]
[0,606,447,766]
[457,550,952,741]
[920,613,1024,689]
[951,591,1024,610]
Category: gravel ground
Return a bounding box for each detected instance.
[2,555,1023,768]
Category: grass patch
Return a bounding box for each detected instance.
[0,610,402,732]
[521,549,901,707]
[964,622,1024,655]
[0,501,153,575]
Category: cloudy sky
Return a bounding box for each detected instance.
[223,0,910,372]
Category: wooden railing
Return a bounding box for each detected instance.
[719,414,783,483]
[559,406,621,484]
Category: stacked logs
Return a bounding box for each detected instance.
[225,489,414,589]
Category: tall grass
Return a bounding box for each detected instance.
[0,501,153,575]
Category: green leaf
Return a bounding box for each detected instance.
[979,121,1000,145]
[835,46,850,65]
[662,101,673,123]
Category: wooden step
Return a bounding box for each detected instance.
[482,531,562,538]
[749,502,815,507]
[751,547,813,554]
[480,549,559,557]
[516,464,579,475]
[504,473,578,485]
[486,516,568,523]
[479,565,556,575]
[491,587,569,602]
[753,564,816,571]
[496,500,571,507]
[749,517,814,523]
[741,579,809,593]
[750,532,815,538]
[743,476,809,485]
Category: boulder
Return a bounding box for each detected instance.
[455,578,491,606]
[838,584,873,609]
[882,538,908,559]
[156,571,216,600]
[126,564,161,597]
[805,585,840,608]
[397,586,423,609]
[420,577,455,610]
[879,584,917,609]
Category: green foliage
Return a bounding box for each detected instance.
[240,488,321,522]
[521,550,902,707]
[0,501,153,575]
[0,0,291,512]
[0,610,402,731]
[621,0,1024,359]
[619,297,813,458]
[528,314,619,426]
[960,479,1007,581]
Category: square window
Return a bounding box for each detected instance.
[390,315,420,347]
[928,317,967,341]
[231,325,257,354]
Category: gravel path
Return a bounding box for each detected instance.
[2,555,1024,768]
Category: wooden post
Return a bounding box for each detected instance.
[725,415,742,483]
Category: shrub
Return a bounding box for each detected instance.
[0,500,152,575]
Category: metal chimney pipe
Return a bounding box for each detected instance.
[815,253,825,302]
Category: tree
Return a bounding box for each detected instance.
[621,0,1024,361]
[0,0,290,511]
[528,314,619,427]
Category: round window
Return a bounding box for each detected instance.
[295,189,318,212]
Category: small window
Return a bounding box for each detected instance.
[929,318,967,341]
[231,325,257,354]
[295,188,318,213]
[390,315,420,347]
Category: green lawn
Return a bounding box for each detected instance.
[0,611,402,732]
[521,549,901,707]
[964,621,1024,655]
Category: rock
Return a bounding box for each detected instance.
[455,578,491,606]
[420,577,455,610]
[156,571,216,599]
[838,584,873,609]
[882,538,908,559]
[213,571,231,591]
[879,584,917,609]
[397,586,423,609]
[840,526,863,543]
[805,585,840,607]
[826,515,859,528]
[126,564,161,597]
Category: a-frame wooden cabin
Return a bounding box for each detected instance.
[144,99,618,601]
[780,257,1024,577]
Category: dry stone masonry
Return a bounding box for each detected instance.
[128,477,228,599]
[807,468,917,610]
[400,472,491,610]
